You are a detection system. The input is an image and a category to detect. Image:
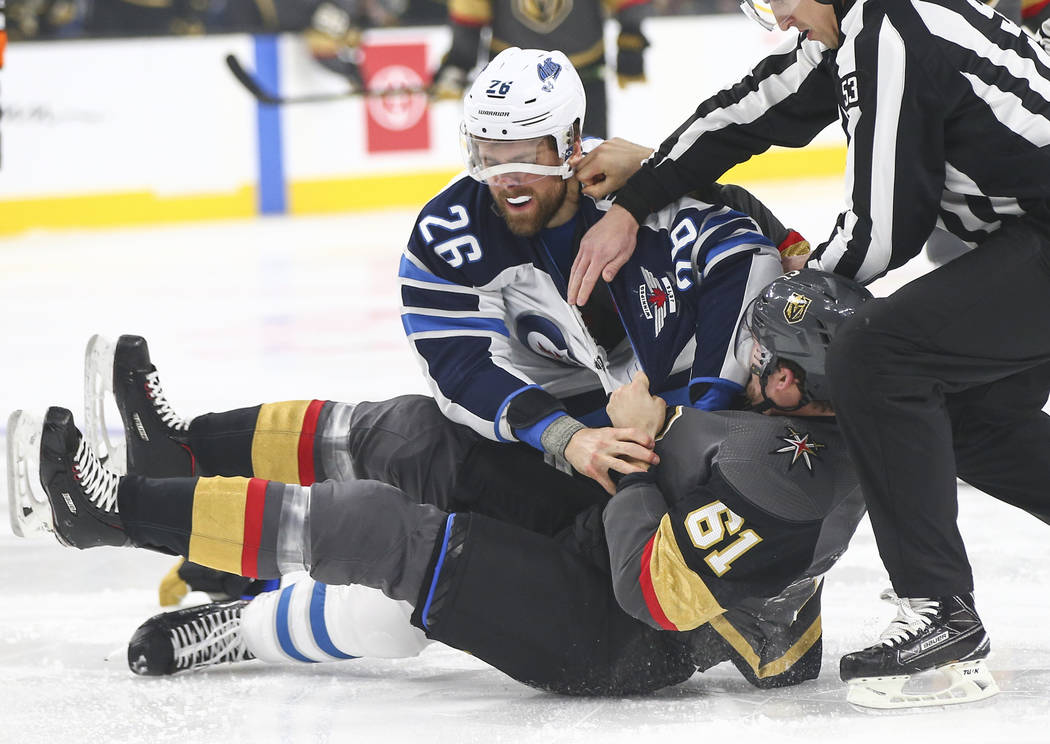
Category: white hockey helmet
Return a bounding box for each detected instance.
[461,47,586,185]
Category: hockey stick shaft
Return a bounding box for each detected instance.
[225,54,429,104]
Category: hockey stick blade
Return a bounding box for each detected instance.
[225,54,429,105]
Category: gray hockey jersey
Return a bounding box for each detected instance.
[604,406,864,631]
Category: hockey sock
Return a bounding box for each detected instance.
[118,474,309,580]
[241,576,429,663]
[189,400,354,484]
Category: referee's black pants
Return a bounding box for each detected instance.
[827,216,1050,597]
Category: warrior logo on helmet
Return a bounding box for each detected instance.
[783,292,812,324]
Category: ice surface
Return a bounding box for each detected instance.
[2,180,1048,743]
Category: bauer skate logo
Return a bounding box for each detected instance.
[638,267,677,337]
[783,292,812,324]
[62,492,77,515]
[132,412,150,442]
[920,631,950,652]
[537,57,563,92]
[771,426,824,473]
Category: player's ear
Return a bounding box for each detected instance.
[769,364,797,393]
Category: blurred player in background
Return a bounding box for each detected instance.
[213,0,406,90]
[4,0,85,39]
[429,0,650,137]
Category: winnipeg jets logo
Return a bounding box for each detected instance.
[638,267,677,336]
[537,57,562,92]
[515,313,580,365]
[771,426,825,472]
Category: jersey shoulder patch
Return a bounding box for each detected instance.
[714,413,850,522]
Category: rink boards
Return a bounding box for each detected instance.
[0,16,846,235]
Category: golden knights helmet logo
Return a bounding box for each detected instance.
[783,292,812,324]
[513,0,574,34]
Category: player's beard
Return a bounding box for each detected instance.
[494,179,568,237]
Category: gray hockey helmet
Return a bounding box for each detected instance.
[734,268,873,405]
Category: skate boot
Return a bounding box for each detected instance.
[127,600,255,675]
[39,406,130,549]
[840,590,999,709]
[84,334,194,477]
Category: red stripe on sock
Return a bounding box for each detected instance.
[241,478,268,578]
[639,535,678,631]
[297,399,325,486]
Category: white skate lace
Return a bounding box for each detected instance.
[145,371,190,431]
[171,606,252,671]
[72,437,121,514]
[876,590,940,647]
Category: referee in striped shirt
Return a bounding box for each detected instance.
[566,0,1050,696]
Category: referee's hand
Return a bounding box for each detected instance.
[569,205,638,306]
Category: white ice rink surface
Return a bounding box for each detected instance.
[2,179,1048,743]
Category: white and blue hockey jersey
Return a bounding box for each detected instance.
[399,174,782,446]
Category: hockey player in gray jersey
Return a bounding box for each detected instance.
[13,270,875,695]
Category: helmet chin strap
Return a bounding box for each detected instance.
[746,370,811,414]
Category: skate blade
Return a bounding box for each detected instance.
[846,659,1000,710]
[6,409,55,538]
[84,334,127,475]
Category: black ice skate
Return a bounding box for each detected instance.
[39,407,130,549]
[840,590,999,709]
[84,334,194,477]
[127,600,255,676]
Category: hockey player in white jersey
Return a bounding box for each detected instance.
[400,47,794,490]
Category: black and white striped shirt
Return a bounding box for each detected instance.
[616,0,1050,282]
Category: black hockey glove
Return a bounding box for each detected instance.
[616,30,648,88]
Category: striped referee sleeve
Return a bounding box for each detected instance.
[616,35,840,223]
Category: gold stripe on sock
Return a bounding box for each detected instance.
[188,476,249,574]
[251,401,312,483]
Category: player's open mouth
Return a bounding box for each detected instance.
[505,195,533,209]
